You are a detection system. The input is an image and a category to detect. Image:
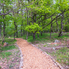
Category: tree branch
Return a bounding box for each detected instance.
[0,10,13,16]
[43,9,69,29]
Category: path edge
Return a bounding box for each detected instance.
[31,43,64,69]
[16,43,23,69]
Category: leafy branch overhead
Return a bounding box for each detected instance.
[0,0,69,40]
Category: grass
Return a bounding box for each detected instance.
[22,33,53,42]
[0,38,16,45]
[9,64,13,68]
[43,44,47,47]
[22,33,69,43]
[51,47,69,66]
[0,37,20,69]
[0,45,16,51]
[4,38,17,44]
[0,45,16,59]
[0,33,69,68]
[0,40,1,44]
[0,37,16,48]
[0,38,17,59]
[0,52,12,59]
[22,32,69,68]
[0,66,1,68]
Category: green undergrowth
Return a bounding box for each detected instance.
[22,33,69,43]
[0,38,17,59]
[51,47,69,66]
[0,52,12,59]
[5,38,17,44]
[22,33,69,68]
[0,45,16,51]
[0,38,16,45]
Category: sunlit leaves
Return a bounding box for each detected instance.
[25,23,42,33]
[55,0,69,12]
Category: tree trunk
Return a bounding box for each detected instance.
[16,27,18,37]
[56,17,59,32]
[58,13,64,37]
[21,7,24,36]
[13,11,18,38]
[37,33,39,38]
[34,14,36,22]
[41,32,42,36]
[2,35,4,44]
[14,31,15,40]
[33,33,35,39]
[3,23,6,37]
[26,7,29,39]
[58,31,62,37]
[21,28,22,36]
[50,16,53,38]
[2,5,6,37]
[14,21,18,37]
[21,22,23,36]
[26,32,28,39]
[0,23,1,38]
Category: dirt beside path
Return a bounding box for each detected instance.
[16,38,60,69]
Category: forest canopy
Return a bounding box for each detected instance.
[0,0,69,40]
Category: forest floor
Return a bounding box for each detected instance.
[32,38,69,69]
[22,33,69,69]
[0,33,69,69]
[16,38,60,69]
[0,38,20,69]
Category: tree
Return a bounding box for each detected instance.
[0,23,2,38]
[0,0,69,41]
[25,23,42,39]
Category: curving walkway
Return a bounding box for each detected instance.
[16,38,59,69]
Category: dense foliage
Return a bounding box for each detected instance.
[0,0,69,40]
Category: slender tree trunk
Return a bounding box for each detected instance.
[26,7,29,39]
[56,17,59,32]
[21,22,23,36]
[38,34,39,37]
[41,32,42,36]
[60,15,63,36]
[3,23,6,37]
[34,14,40,38]
[2,34,4,44]
[21,7,24,36]
[33,33,35,39]
[13,11,18,38]
[2,5,6,38]
[28,0,30,2]
[37,33,39,38]
[21,27,22,36]
[50,16,53,38]
[23,29,26,35]
[58,13,64,37]
[26,32,28,39]
[0,23,1,38]
[14,21,18,37]
[34,14,39,38]
[34,14,36,22]
[14,30,15,40]
[2,19,5,43]
[1,6,5,43]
